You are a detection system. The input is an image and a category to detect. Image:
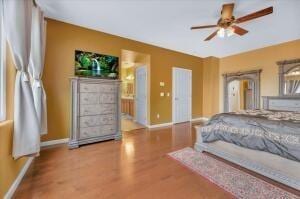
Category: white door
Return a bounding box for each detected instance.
[135,66,147,126]
[173,68,192,124]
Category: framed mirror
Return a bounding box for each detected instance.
[277,59,300,96]
[223,70,262,112]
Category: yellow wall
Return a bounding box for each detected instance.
[218,39,300,112]
[0,45,27,198]
[42,19,203,141]
[202,57,220,117]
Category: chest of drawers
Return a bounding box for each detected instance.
[69,77,121,149]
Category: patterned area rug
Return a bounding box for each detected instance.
[168,147,300,199]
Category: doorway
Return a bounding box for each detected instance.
[121,50,150,131]
[172,67,192,124]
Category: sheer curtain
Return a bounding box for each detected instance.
[3,0,40,159]
[286,80,300,94]
[30,6,47,135]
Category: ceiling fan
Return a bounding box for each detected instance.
[191,3,273,41]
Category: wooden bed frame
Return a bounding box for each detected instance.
[194,126,300,190]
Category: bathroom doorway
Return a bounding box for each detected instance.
[121,50,150,131]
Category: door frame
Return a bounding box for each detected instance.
[135,65,148,126]
[172,67,192,124]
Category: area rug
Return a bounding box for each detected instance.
[168,147,299,199]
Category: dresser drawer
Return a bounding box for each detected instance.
[100,93,116,103]
[269,99,300,109]
[80,83,117,93]
[269,99,300,107]
[80,93,116,104]
[80,125,116,139]
[99,84,117,93]
[80,93,99,104]
[80,114,116,127]
[80,104,116,116]
[80,83,99,92]
[269,106,300,112]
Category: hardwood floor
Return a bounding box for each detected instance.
[14,122,299,198]
[121,118,146,132]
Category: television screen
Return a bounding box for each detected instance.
[75,50,119,79]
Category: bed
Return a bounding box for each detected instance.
[194,109,300,190]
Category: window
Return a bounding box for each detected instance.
[0,1,6,122]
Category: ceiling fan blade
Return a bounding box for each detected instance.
[191,25,217,30]
[204,30,218,41]
[221,3,235,19]
[235,6,273,23]
[232,25,248,36]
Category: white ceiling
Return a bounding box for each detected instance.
[38,0,300,58]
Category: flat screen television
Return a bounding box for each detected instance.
[75,50,119,79]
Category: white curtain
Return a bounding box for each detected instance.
[3,0,40,159]
[30,6,47,135]
[286,80,300,94]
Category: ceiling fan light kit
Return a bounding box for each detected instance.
[217,28,225,38]
[226,27,235,37]
[217,27,235,38]
[191,3,273,41]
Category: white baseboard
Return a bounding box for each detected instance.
[191,117,210,122]
[4,157,34,199]
[40,138,69,147]
[147,118,210,129]
[147,122,173,129]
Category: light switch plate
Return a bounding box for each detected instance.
[160,92,164,97]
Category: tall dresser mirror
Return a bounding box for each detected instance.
[278,58,300,96]
[223,70,262,112]
[262,58,300,111]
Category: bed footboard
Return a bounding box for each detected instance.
[193,125,300,190]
